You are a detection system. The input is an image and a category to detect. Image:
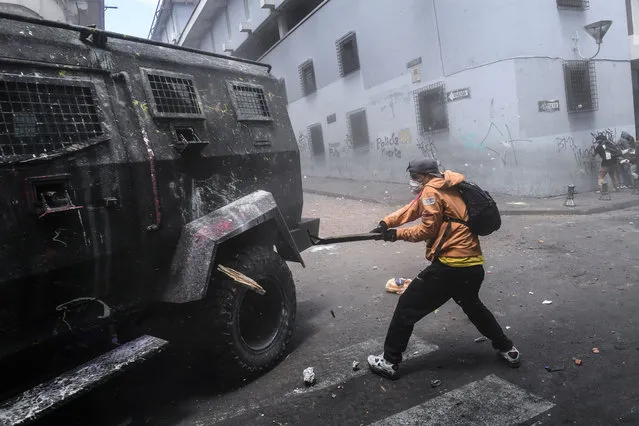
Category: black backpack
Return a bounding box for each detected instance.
[434,181,501,257]
[605,142,622,158]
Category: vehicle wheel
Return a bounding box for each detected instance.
[205,245,296,377]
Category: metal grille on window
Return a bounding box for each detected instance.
[556,0,589,10]
[308,124,325,157]
[147,74,201,115]
[563,60,598,113]
[299,60,317,96]
[230,83,271,120]
[347,109,369,150]
[414,82,448,133]
[0,80,102,159]
[336,32,360,77]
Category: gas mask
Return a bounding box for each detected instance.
[409,178,424,194]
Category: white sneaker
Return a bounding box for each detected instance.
[367,354,399,379]
[499,346,521,368]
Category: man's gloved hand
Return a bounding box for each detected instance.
[382,229,397,242]
[370,221,389,234]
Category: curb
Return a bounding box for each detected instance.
[304,189,639,216]
[303,189,391,205]
[500,199,639,216]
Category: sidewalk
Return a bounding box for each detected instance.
[302,176,639,215]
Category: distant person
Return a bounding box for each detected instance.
[367,159,518,380]
[617,132,636,188]
[592,134,621,191]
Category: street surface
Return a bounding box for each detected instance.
[36,194,639,426]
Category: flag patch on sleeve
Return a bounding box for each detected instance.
[422,197,436,206]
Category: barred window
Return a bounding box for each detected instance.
[0,78,103,160]
[347,108,369,150]
[415,83,448,133]
[557,0,589,10]
[142,69,203,118]
[336,32,360,77]
[563,61,598,113]
[299,60,317,97]
[308,123,324,157]
[228,82,272,121]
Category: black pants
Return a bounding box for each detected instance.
[383,260,512,364]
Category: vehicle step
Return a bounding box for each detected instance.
[0,335,168,426]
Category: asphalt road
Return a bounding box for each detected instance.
[36,194,639,426]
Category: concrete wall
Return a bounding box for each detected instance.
[0,0,104,26]
[260,0,634,196]
[0,0,67,22]
[210,7,230,51]
[160,3,195,43]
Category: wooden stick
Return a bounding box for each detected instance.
[217,265,266,295]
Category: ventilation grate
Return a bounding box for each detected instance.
[147,74,201,115]
[229,83,271,120]
[557,0,589,10]
[336,32,360,77]
[299,60,317,96]
[0,80,102,159]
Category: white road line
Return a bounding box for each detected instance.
[369,374,554,426]
[288,337,438,396]
[200,337,438,424]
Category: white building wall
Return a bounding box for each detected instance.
[0,0,69,22]
[259,0,633,196]
[211,8,230,52]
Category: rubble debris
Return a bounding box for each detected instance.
[545,366,564,372]
[574,359,583,366]
[506,326,511,330]
[529,292,534,295]
[542,300,553,305]
[430,379,442,388]
[331,393,336,399]
[474,336,488,343]
[592,348,600,354]
[352,361,361,371]
[303,367,316,386]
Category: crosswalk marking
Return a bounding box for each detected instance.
[369,374,554,426]
[288,337,438,396]
[202,337,438,424]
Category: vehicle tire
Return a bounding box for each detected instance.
[203,245,296,378]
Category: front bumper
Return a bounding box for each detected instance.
[290,217,320,253]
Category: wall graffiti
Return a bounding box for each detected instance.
[416,132,439,162]
[455,122,531,166]
[297,130,310,153]
[555,135,577,153]
[555,134,594,173]
[375,129,411,160]
[591,128,617,143]
[328,142,342,157]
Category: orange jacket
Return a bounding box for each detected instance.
[383,171,482,261]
